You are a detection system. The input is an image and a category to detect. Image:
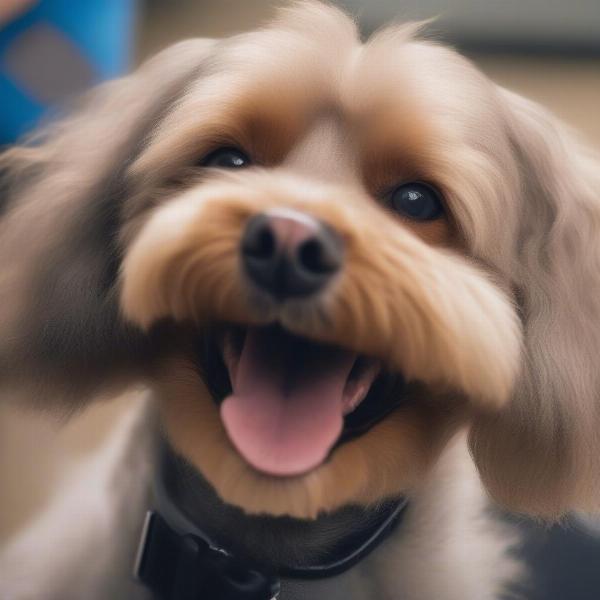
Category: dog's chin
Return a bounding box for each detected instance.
[194,323,409,479]
[153,319,464,519]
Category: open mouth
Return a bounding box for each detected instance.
[195,325,407,478]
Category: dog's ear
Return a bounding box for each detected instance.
[470,88,600,518]
[0,40,215,407]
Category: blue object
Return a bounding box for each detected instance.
[0,0,136,144]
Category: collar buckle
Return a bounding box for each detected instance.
[135,512,280,600]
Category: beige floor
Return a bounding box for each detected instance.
[1,1,599,547]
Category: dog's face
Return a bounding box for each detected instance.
[2,2,600,520]
[116,6,524,518]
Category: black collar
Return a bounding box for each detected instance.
[135,511,281,600]
[135,445,409,600]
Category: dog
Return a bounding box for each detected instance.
[1,2,600,598]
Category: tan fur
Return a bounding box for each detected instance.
[469,89,600,517]
[1,0,600,523]
[120,3,600,518]
[121,171,521,407]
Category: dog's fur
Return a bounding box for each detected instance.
[2,2,600,598]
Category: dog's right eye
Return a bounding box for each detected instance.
[201,147,251,169]
[389,182,444,221]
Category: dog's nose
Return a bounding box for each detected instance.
[241,209,343,300]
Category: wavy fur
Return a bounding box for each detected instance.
[0,0,598,521]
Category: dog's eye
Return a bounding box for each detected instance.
[389,182,444,221]
[201,147,251,169]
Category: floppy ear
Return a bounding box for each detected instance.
[0,40,215,406]
[470,88,600,518]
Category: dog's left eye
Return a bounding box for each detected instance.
[201,147,251,169]
[389,182,444,221]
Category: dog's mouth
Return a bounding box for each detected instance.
[195,324,407,478]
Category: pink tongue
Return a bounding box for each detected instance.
[220,329,356,476]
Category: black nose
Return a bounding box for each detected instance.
[241,209,344,300]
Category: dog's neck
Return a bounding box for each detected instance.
[136,442,406,600]
[158,440,405,571]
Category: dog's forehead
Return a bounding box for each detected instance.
[192,32,458,129]
[132,15,501,184]
[190,22,491,133]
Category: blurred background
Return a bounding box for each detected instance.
[1,0,598,146]
[1,1,599,598]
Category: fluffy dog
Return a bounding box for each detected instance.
[1,2,600,598]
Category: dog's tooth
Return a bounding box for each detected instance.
[342,360,381,415]
[342,382,370,415]
[221,331,242,383]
